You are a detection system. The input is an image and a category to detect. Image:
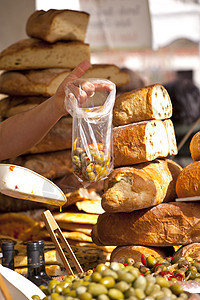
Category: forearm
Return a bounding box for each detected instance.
[0,95,65,160]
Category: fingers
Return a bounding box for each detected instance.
[67,60,91,82]
[94,82,114,92]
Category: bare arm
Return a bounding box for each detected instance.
[0,61,91,160]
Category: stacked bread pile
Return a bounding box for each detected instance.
[0,190,115,276]
[90,84,200,263]
[0,9,130,200]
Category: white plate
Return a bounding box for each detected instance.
[0,164,67,207]
[0,265,45,300]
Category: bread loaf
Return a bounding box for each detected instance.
[26,9,90,43]
[113,120,169,167]
[110,245,174,264]
[0,65,129,96]
[102,159,182,213]
[113,84,172,126]
[0,96,47,118]
[25,116,72,154]
[0,39,90,70]
[190,131,200,161]
[173,243,200,260]
[163,119,178,156]
[176,161,200,198]
[91,202,200,247]
[8,149,73,179]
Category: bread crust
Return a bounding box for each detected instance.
[176,161,200,198]
[102,159,182,212]
[113,120,169,166]
[0,39,90,70]
[91,202,200,247]
[26,9,90,43]
[113,84,172,126]
[110,245,174,263]
[190,131,200,161]
[173,243,200,259]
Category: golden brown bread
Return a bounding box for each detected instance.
[0,38,90,70]
[113,84,172,126]
[91,202,200,247]
[176,161,200,198]
[110,245,174,263]
[113,120,174,167]
[8,149,72,179]
[190,131,200,161]
[102,159,182,213]
[0,65,129,96]
[26,9,90,43]
[173,243,200,260]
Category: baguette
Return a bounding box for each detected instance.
[26,9,90,43]
[190,131,200,161]
[91,202,200,247]
[163,119,178,156]
[113,120,169,167]
[113,84,172,126]
[0,38,90,70]
[0,65,129,96]
[176,161,200,198]
[110,245,174,264]
[102,159,182,213]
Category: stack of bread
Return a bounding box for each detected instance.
[91,84,200,263]
[0,9,130,195]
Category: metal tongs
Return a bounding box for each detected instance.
[42,210,83,276]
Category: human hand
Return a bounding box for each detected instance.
[53,60,113,116]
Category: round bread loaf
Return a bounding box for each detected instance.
[176,161,200,198]
[190,131,200,161]
[110,245,174,264]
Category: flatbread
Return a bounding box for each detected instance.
[53,212,99,225]
[65,188,101,207]
[76,199,105,214]
[55,222,93,235]
[0,213,37,239]
[62,231,92,243]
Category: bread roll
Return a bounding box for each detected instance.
[8,150,72,179]
[113,84,172,126]
[190,131,200,161]
[173,243,200,260]
[102,159,182,213]
[0,38,90,70]
[91,202,200,247]
[25,116,72,154]
[26,9,90,43]
[113,120,169,167]
[0,65,129,96]
[176,161,200,198]
[110,245,174,264]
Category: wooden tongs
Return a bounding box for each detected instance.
[42,210,83,276]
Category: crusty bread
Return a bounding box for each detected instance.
[25,116,72,154]
[26,9,90,43]
[0,95,47,118]
[0,38,90,70]
[190,131,200,161]
[0,65,129,96]
[113,84,172,126]
[176,161,200,198]
[110,245,174,263]
[163,119,178,156]
[173,243,200,259]
[91,202,200,247]
[113,120,171,167]
[8,150,73,179]
[102,159,182,213]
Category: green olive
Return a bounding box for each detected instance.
[114,281,130,292]
[107,288,124,299]
[156,276,169,288]
[91,272,102,282]
[95,263,108,273]
[170,283,184,296]
[132,275,147,291]
[31,296,41,300]
[99,276,115,288]
[78,292,93,300]
[146,256,157,268]
[87,283,108,296]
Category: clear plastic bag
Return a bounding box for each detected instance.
[65,78,116,187]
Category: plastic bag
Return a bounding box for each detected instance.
[65,78,116,187]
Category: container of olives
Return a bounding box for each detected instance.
[66,78,116,186]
